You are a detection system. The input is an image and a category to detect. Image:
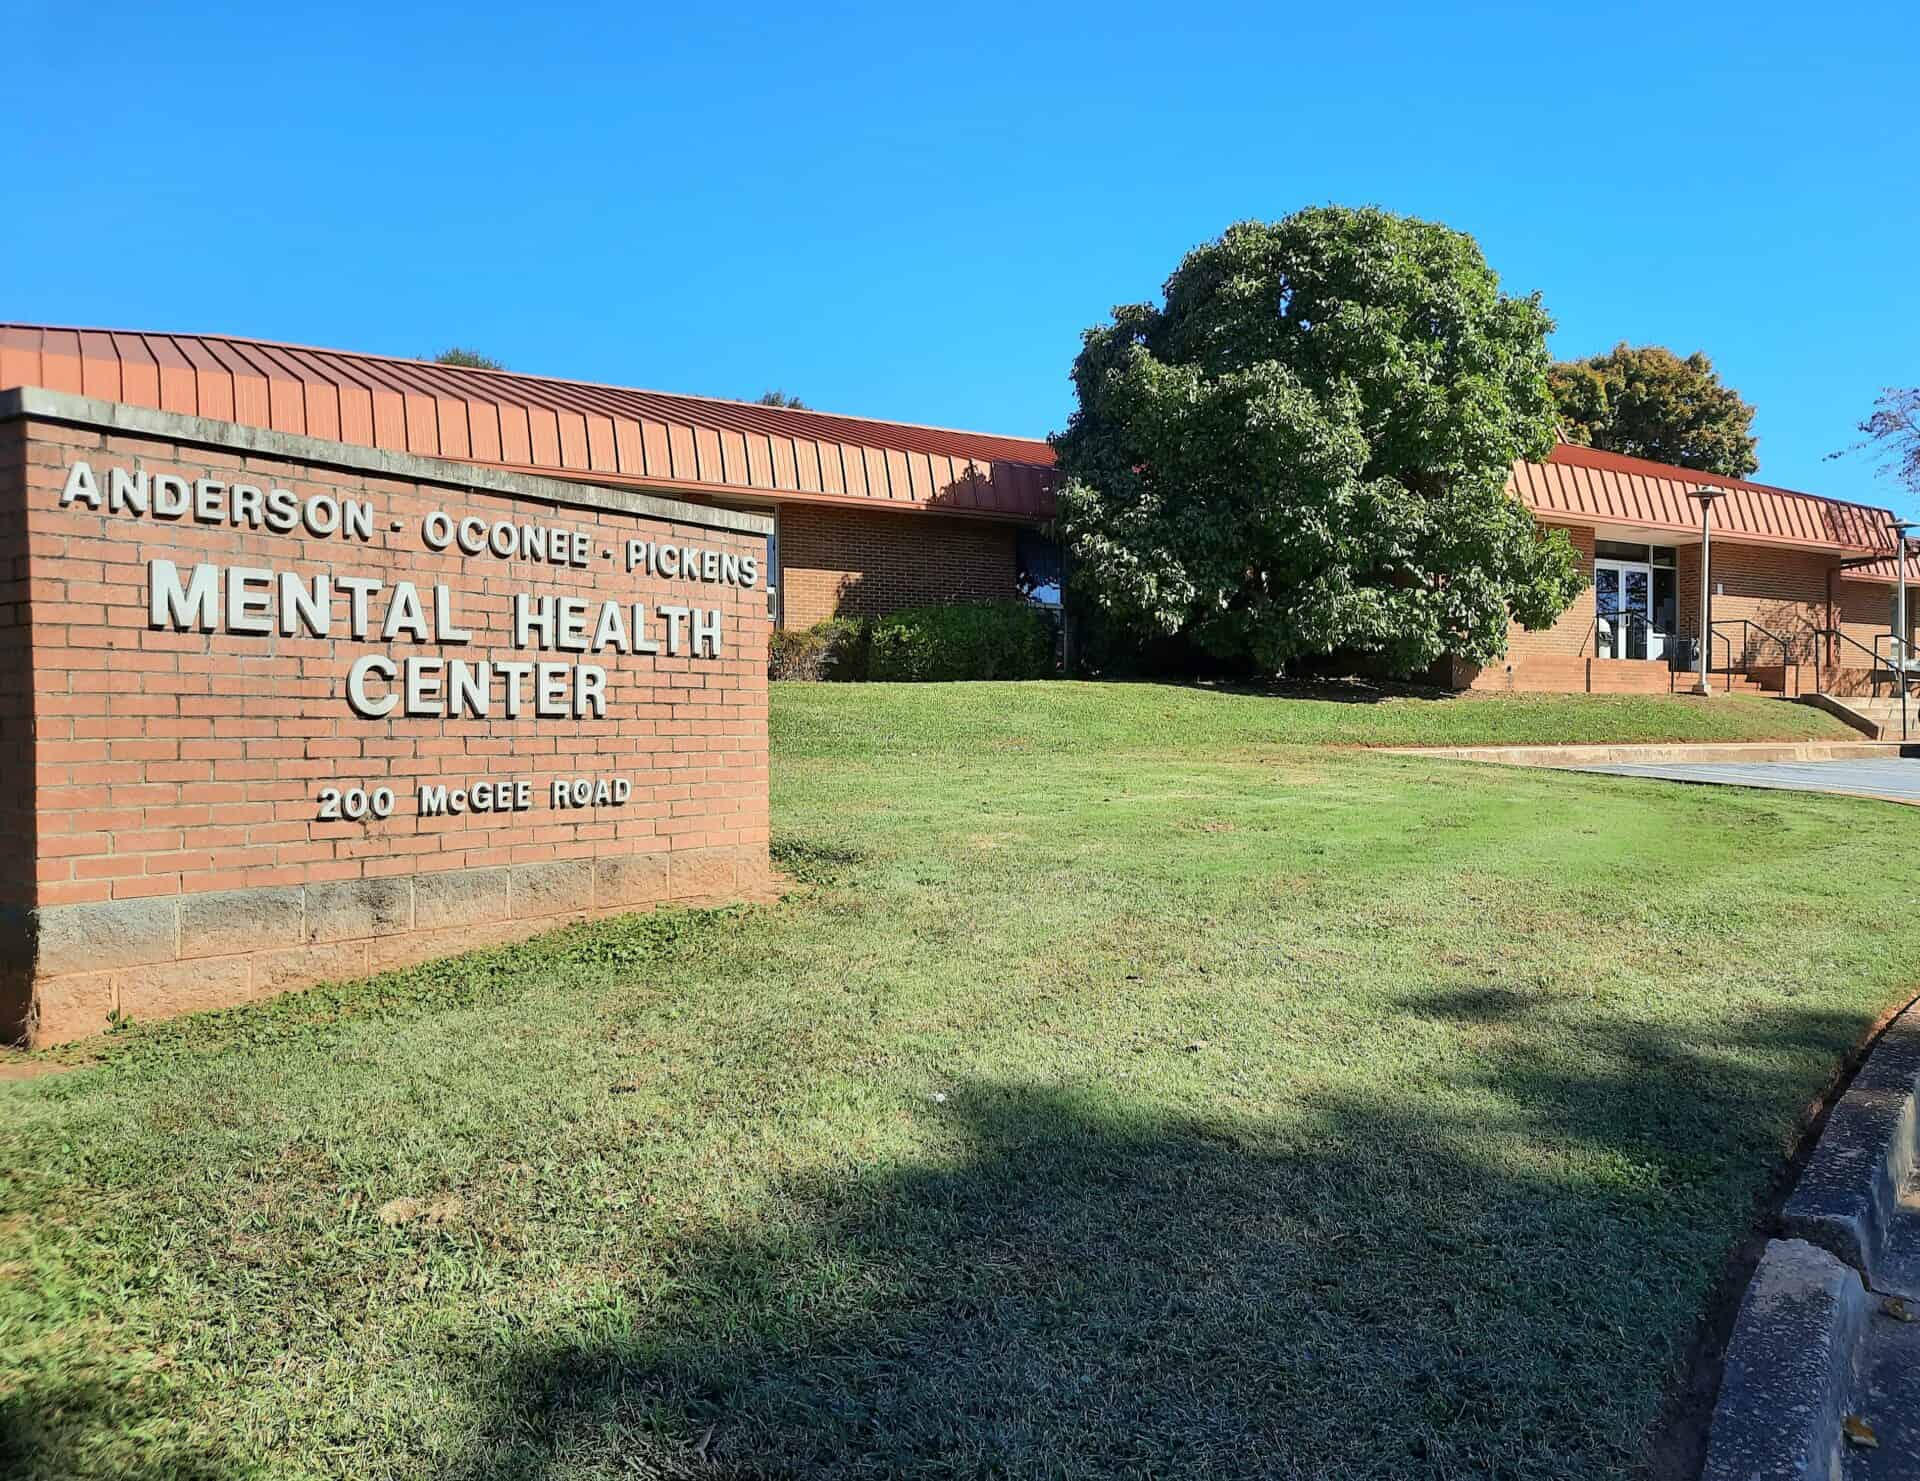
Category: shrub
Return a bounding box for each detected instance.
[771,604,1057,682]
[769,619,872,681]
[768,628,829,681]
[867,601,1055,682]
[811,617,871,681]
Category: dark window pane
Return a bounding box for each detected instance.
[1016,530,1063,609]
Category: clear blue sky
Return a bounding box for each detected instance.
[7,1,1915,509]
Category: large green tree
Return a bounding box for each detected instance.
[1549,343,1758,477]
[1053,207,1583,676]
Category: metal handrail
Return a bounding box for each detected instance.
[1872,632,1920,691]
[1705,628,1750,694]
[1723,617,1789,662]
[1867,635,1917,741]
[1592,609,1676,663]
[1708,618,1797,696]
[1810,627,1894,699]
[1707,627,1732,691]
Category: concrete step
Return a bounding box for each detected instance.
[1800,693,1920,740]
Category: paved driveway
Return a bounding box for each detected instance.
[1575,757,1920,805]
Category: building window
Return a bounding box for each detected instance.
[1016,530,1063,609]
[1595,539,1677,567]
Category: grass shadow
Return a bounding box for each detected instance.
[1,987,1889,1478]
[439,998,1882,1481]
[1150,675,1453,706]
[0,1379,257,1481]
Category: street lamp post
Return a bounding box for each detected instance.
[1892,520,1916,745]
[1689,487,1723,697]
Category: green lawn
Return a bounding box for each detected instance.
[773,680,1859,756]
[2,683,1909,1479]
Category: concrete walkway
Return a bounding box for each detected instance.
[1574,757,1920,806]
[1845,1305,1920,1476]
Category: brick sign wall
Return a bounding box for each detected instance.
[0,390,772,1045]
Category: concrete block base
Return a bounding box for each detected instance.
[1707,998,1920,1475]
[23,843,769,1046]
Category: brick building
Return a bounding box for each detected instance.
[1472,444,1915,695]
[6,325,1912,1046]
[0,327,1061,642]
[2,323,1915,697]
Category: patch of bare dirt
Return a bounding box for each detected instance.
[376,1194,466,1228]
[0,1053,81,1082]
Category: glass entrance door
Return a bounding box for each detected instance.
[1595,560,1655,660]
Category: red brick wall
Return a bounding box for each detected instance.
[8,399,771,1042]
[1676,541,1841,664]
[0,420,33,1037]
[777,502,1021,628]
[1835,579,1909,664]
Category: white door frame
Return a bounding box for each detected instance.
[1594,558,1662,660]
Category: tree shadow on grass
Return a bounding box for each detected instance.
[458,1086,1569,1479]
[0,1379,252,1481]
[0,996,1883,1480]
[1402,985,1882,1176]
[1150,675,1452,707]
[445,995,1886,1481]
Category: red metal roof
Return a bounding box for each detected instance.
[4,323,1903,569]
[1837,552,1920,585]
[0,324,1058,521]
[1510,443,1896,556]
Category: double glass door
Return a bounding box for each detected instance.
[1595,559,1660,660]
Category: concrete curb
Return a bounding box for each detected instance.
[1381,740,1905,767]
[1780,1003,1920,1295]
[1701,1239,1870,1481]
[1704,999,1920,1474]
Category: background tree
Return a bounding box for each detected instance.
[1549,343,1758,477]
[756,390,808,409]
[1053,207,1584,677]
[1829,386,1920,498]
[431,347,506,370]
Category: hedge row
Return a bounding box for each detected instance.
[768,601,1055,682]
